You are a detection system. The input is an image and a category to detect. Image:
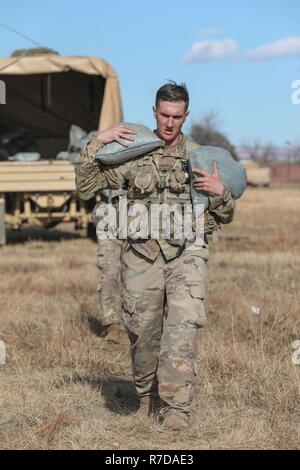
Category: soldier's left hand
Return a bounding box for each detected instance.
[192,161,225,197]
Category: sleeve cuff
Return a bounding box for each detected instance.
[82,137,104,162]
[208,187,231,209]
[88,137,104,154]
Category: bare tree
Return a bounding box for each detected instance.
[190,111,239,161]
[240,139,281,164]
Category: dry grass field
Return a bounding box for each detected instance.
[0,186,300,450]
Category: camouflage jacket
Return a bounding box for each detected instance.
[75,135,236,261]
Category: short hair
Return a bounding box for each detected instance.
[155,81,189,111]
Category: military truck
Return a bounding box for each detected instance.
[0,51,123,245]
[242,161,271,187]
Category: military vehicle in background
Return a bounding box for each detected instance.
[237,147,271,187]
[241,161,271,187]
[0,49,123,245]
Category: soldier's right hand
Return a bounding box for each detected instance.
[96,124,136,147]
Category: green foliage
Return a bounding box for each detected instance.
[11,48,59,57]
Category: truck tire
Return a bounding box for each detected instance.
[87,222,97,241]
[44,221,60,229]
[0,196,6,245]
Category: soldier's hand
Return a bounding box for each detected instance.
[192,161,225,197]
[96,124,136,147]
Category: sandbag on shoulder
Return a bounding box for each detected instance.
[188,146,247,211]
[95,123,164,165]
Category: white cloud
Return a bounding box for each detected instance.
[196,27,219,37]
[182,39,238,64]
[247,37,300,60]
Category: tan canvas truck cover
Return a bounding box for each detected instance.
[0,54,123,158]
[0,53,123,244]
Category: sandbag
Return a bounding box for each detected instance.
[8,152,41,162]
[188,146,247,210]
[92,123,246,208]
[55,125,98,163]
[68,125,98,153]
[0,133,38,160]
[95,123,164,164]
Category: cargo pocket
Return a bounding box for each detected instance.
[122,291,139,335]
[122,291,136,315]
[189,283,205,300]
[188,284,207,327]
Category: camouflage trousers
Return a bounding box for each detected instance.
[121,244,208,415]
[96,238,124,326]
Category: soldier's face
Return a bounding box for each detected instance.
[153,100,189,146]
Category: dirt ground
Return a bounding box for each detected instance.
[0,186,300,449]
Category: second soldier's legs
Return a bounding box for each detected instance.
[96,238,124,327]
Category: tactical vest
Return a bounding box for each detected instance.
[128,143,192,204]
[125,137,217,251]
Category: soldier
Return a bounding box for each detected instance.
[95,190,127,344]
[75,82,235,430]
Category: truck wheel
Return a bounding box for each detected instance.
[87,222,97,241]
[0,196,6,245]
[44,221,60,229]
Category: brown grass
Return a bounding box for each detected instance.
[0,186,300,449]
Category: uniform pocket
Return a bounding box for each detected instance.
[133,171,157,194]
[189,283,205,300]
[169,168,186,192]
[188,284,207,327]
[122,291,136,315]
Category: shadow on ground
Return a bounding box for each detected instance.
[99,377,139,415]
[84,314,110,338]
[56,374,139,415]
[5,227,85,244]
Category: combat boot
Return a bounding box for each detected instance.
[133,396,150,417]
[139,396,151,414]
[136,395,161,417]
[104,324,129,345]
[161,409,190,431]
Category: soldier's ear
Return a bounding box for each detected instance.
[184,110,190,121]
[153,106,157,118]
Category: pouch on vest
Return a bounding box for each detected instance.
[168,168,187,193]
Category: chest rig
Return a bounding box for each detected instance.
[125,138,216,251]
[127,139,191,206]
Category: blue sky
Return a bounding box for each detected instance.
[1,0,299,146]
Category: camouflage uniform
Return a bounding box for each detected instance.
[96,237,124,327]
[75,136,235,419]
[95,190,124,329]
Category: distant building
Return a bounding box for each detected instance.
[271,164,300,183]
[237,146,300,184]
